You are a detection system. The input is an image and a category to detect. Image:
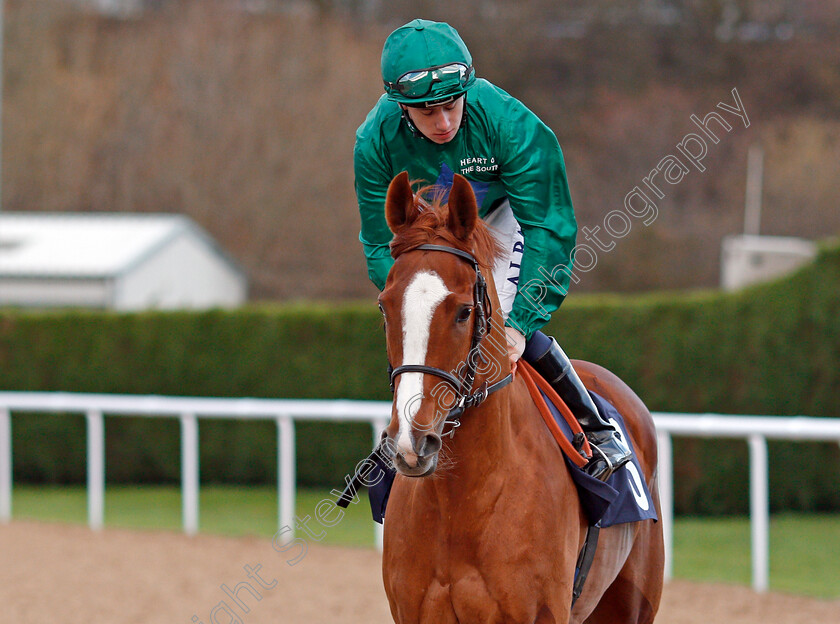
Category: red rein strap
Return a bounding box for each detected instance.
[517,361,592,468]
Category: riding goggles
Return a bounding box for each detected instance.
[385,62,474,100]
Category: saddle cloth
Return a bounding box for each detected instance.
[364,387,658,528]
[541,388,658,527]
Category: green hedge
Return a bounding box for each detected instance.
[0,303,389,488]
[1,245,839,514]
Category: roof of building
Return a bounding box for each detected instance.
[0,212,242,279]
[722,234,818,256]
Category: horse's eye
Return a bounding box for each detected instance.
[456,306,473,323]
[378,302,386,317]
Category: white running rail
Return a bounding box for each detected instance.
[0,392,838,592]
[654,412,840,592]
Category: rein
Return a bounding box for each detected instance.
[388,243,513,436]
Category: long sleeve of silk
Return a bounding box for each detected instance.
[354,127,395,292]
[498,104,577,340]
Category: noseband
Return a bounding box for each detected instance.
[388,244,514,436]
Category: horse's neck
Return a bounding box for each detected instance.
[440,316,519,477]
[429,384,519,498]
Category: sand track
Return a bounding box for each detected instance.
[0,521,836,623]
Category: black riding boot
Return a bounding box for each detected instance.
[529,337,633,481]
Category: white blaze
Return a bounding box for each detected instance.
[395,271,450,452]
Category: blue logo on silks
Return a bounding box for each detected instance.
[434,163,491,207]
[365,390,658,528]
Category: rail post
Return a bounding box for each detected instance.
[86,410,105,531]
[277,415,295,536]
[372,416,389,551]
[0,408,10,522]
[180,413,199,536]
[656,430,674,581]
[749,434,769,592]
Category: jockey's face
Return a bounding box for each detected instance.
[403,97,464,144]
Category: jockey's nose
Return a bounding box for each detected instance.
[435,110,451,131]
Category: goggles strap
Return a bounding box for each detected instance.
[400,107,423,138]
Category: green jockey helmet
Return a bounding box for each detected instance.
[381,19,476,107]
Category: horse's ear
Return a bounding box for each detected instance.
[385,171,419,233]
[447,174,478,240]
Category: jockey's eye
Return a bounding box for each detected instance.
[456,306,473,323]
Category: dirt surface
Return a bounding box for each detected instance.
[1,521,837,623]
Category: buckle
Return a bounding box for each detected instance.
[441,419,461,439]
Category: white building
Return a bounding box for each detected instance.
[720,234,817,291]
[0,212,247,310]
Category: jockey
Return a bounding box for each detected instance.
[354,19,632,481]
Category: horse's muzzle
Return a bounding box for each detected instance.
[387,432,442,477]
[393,450,438,477]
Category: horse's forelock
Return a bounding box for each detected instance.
[390,189,503,272]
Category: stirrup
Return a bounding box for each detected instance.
[583,438,632,482]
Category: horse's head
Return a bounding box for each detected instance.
[379,171,507,477]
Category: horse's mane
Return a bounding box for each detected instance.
[390,185,503,271]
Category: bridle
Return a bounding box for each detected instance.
[335,242,514,508]
[387,243,513,437]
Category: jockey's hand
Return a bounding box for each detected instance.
[505,326,526,377]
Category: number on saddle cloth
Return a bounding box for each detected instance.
[558,391,658,528]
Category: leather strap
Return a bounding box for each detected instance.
[413,243,479,265]
[518,360,593,465]
[572,523,601,607]
[389,364,466,395]
[441,373,514,426]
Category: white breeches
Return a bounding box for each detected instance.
[483,199,524,321]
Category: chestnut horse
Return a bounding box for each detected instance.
[377,171,663,624]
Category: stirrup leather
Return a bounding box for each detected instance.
[528,337,633,481]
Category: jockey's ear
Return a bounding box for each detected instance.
[385,171,420,233]
[447,174,477,241]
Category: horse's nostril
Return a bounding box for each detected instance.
[418,434,442,456]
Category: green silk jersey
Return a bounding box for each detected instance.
[354,78,577,340]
